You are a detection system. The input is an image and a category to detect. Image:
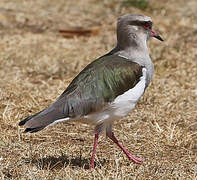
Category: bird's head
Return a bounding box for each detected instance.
[117,14,163,48]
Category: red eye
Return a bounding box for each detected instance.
[144,21,152,30]
[144,25,149,30]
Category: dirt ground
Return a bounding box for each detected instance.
[0,0,196,179]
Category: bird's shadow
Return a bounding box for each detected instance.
[27,154,106,170]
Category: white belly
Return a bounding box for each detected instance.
[81,68,147,125]
[110,68,147,116]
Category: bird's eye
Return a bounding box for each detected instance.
[144,25,149,30]
[144,21,152,30]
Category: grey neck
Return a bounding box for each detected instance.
[108,29,154,87]
[109,25,149,59]
[109,35,150,67]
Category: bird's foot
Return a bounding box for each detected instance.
[127,154,143,164]
[89,166,94,171]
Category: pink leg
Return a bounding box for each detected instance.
[107,132,143,164]
[90,133,99,170]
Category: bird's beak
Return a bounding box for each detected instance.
[150,30,164,41]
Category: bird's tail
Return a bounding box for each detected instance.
[19,105,69,133]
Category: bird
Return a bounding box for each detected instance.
[19,14,163,170]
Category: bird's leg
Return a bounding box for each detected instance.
[90,133,99,170]
[107,132,143,164]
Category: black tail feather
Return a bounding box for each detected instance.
[19,110,44,126]
[24,126,45,133]
[19,116,32,126]
[19,106,66,133]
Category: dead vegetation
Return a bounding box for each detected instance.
[0,0,196,179]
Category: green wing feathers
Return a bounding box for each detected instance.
[57,55,143,117]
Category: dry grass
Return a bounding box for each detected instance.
[0,0,196,179]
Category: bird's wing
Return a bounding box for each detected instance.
[19,54,144,132]
[54,54,143,118]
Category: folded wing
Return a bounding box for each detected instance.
[19,54,143,132]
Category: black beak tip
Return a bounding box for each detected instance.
[155,35,164,41]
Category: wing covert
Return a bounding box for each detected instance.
[54,54,143,117]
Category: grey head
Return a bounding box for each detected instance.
[116,14,163,50]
